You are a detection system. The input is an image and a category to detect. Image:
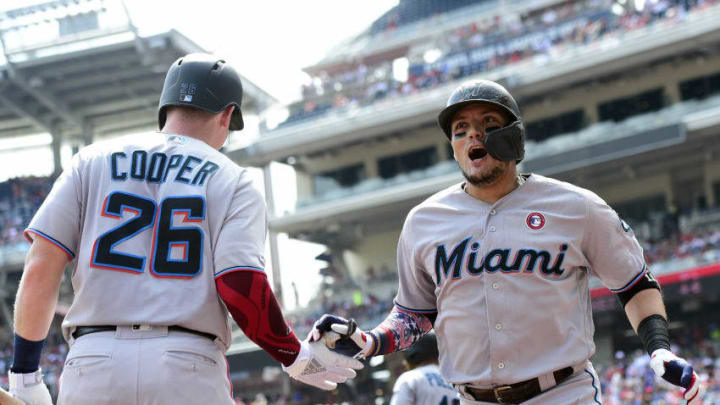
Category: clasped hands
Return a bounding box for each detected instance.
[283,314,372,390]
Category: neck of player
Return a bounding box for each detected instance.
[464,163,520,204]
[162,109,230,150]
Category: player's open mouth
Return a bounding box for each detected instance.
[468,146,487,161]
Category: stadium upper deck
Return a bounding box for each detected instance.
[230,0,720,286]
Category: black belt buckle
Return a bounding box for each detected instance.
[493,385,513,403]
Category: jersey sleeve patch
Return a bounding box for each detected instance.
[214,265,265,279]
[24,228,76,260]
[610,264,647,293]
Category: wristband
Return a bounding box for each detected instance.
[637,314,671,355]
[10,334,46,374]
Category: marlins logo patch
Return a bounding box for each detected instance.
[526,212,546,230]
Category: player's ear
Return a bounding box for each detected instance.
[218,105,235,129]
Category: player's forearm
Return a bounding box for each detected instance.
[623,288,671,356]
[624,288,667,332]
[215,269,301,366]
[367,306,434,356]
[14,261,64,341]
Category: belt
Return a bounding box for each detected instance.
[464,366,574,404]
[72,325,216,341]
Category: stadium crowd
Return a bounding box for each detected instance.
[0,176,53,248]
[642,227,720,265]
[597,326,720,405]
[278,0,720,128]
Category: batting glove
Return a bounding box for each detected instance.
[311,314,376,359]
[282,335,364,390]
[650,349,704,404]
[8,369,52,405]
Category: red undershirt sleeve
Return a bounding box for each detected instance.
[215,269,301,366]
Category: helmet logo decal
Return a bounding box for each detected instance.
[526,212,546,230]
[461,85,482,99]
[179,82,197,102]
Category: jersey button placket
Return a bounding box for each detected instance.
[486,206,506,380]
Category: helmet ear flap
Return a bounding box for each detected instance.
[158,106,167,130]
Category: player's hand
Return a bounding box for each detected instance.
[650,349,704,404]
[7,369,52,405]
[311,314,375,359]
[282,336,364,390]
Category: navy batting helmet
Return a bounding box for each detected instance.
[403,332,439,367]
[158,53,244,131]
[437,80,525,162]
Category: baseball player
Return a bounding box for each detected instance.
[7,53,362,405]
[390,332,460,405]
[313,80,704,404]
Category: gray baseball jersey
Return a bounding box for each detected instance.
[390,364,460,405]
[26,132,266,350]
[395,174,645,385]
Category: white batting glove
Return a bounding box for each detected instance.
[650,349,704,404]
[310,314,376,359]
[8,369,52,405]
[282,337,364,390]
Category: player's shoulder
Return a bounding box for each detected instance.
[525,173,605,205]
[233,169,262,200]
[74,133,167,162]
[73,134,131,160]
[406,183,465,218]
